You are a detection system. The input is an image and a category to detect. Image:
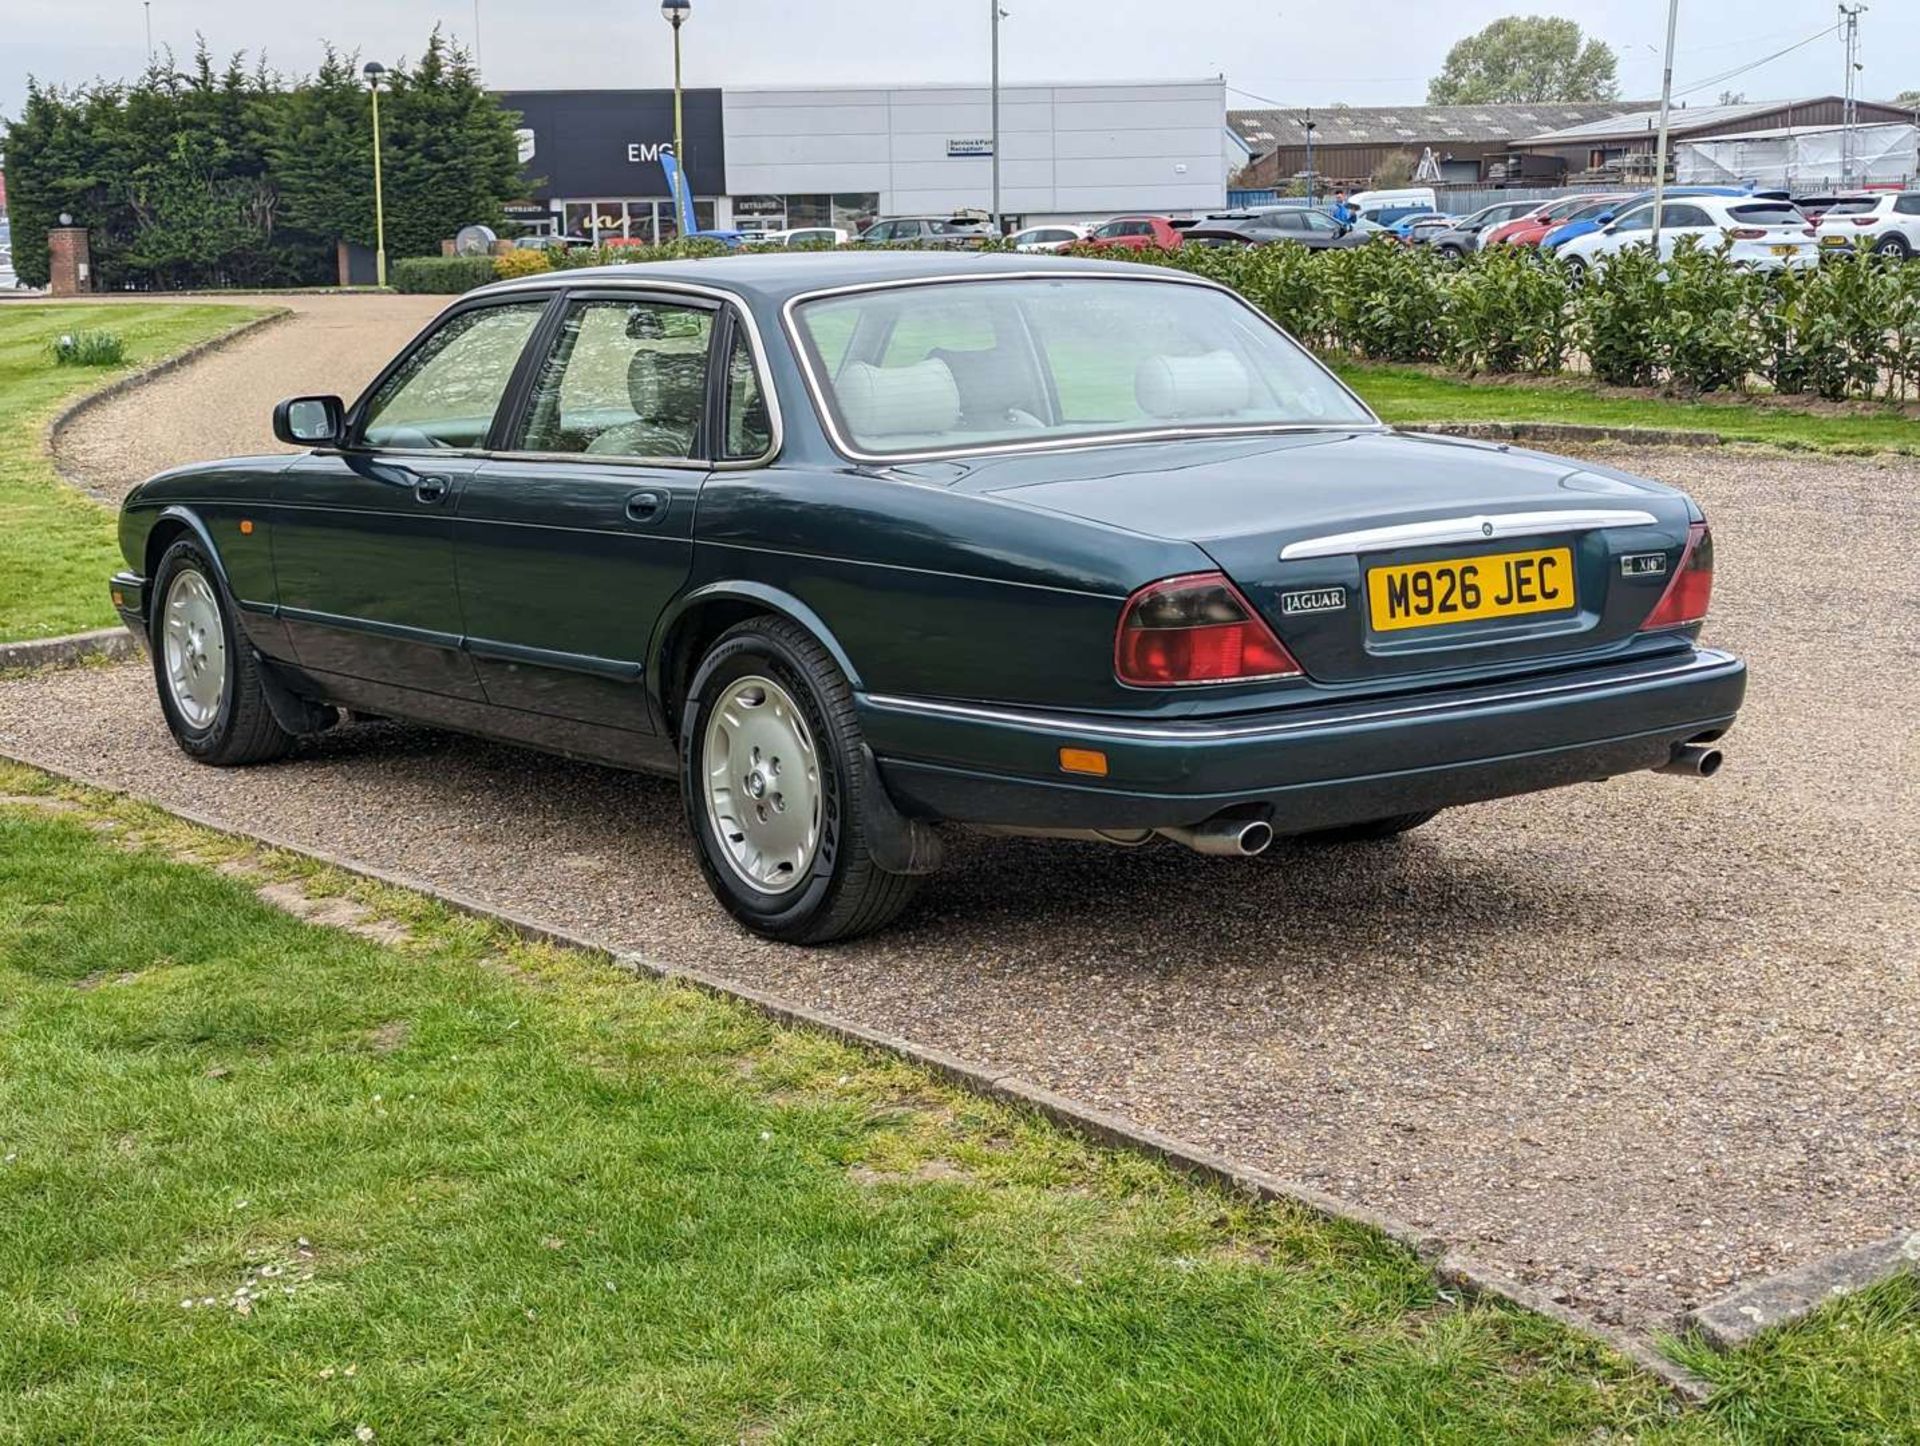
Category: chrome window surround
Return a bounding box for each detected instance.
[779,269,1388,466]
[356,276,784,471]
[1278,509,1660,560]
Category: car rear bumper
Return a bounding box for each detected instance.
[859,646,1747,834]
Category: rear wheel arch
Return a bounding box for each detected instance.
[653,584,864,739]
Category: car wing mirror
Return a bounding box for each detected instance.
[273,395,346,448]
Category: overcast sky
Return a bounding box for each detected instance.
[4,0,1915,121]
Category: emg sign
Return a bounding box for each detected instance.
[497,89,724,199]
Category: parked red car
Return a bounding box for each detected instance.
[1083,215,1184,251]
[1487,194,1626,249]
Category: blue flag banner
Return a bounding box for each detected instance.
[658,149,698,237]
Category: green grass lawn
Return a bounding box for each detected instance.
[0,302,268,645]
[1337,362,1920,455]
[1,770,1916,1443]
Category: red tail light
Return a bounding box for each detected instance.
[1115,572,1302,687]
[1727,227,1767,240]
[1853,216,1877,226]
[1639,523,1714,632]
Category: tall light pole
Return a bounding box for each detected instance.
[1649,0,1680,255]
[663,0,691,239]
[1838,4,1867,188]
[363,61,389,288]
[143,2,153,66]
[990,0,1002,233]
[1301,112,1316,205]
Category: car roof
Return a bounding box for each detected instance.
[470,250,1188,305]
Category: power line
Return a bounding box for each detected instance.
[1669,22,1840,100]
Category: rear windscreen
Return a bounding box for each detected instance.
[1728,204,1804,225]
[1825,199,1880,215]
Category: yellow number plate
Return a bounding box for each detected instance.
[1368,547,1575,632]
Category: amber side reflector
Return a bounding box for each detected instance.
[1058,747,1109,777]
[239,519,255,535]
[111,590,125,607]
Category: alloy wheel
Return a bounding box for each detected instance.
[162,568,226,730]
[702,674,822,894]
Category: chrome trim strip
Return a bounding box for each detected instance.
[863,650,1737,743]
[408,275,785,471]
[777,269,1387,466]
[1278,509,1661,560]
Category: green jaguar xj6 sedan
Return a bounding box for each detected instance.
[111,252,1745,942]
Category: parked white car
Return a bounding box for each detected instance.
[1010,223,1090,253]
[1812,192,1920,260]
[1555,195,1819,277]
[750,226,852,248]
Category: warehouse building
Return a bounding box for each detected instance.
[1228,103,1642,189]
[498,79,1230,241]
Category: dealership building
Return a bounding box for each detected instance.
[497,79,1230,241]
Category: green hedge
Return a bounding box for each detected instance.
[391,255,500,294]
[389,233,1920,404]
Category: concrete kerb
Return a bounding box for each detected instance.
[1404,421,1727,449]
[42,307,294,500]
[0,628,142,674]
[0,740,1720,1404]
[1685,1231,1920,1351]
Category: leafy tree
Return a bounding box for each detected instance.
[1371,151,1417,187]
[1426,16,1620,104]
[1895,89,1920,109]
[2,28,525,289]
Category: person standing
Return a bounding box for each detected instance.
[1327,190,1356,226]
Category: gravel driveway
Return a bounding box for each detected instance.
[54,293,447,502]
[4,444,1915,1338]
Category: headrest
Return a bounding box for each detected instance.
[930,346,1029,419]
[1135,350,1252,421]
[628,348,707,424]
[835,359,961,439]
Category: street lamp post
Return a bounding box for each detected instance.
[1649,0,1680,255]
[363,61,389,288]
[1301,113,1317,205]
[990,0,1002,234]
[662,0,690,240]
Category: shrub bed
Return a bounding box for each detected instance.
[391,255,499,294]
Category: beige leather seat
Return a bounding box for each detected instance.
[585,347,706,458]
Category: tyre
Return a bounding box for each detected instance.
[150,537,295,766]
[1436,244,1465,261]
[1871,232,1912,260]
[1292,810,1439,844]
[679,616,920,944]
[1562,256,1589,285]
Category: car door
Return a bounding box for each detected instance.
[273,296,551,698]
[1599,203,1654,259]
[1653,203,1714,259]
[453,290,768,735]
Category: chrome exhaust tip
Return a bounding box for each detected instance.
[1156,818,1274,857]
[1655,743,1724,778]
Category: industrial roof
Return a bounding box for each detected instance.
[1227,102,1646,151]
[1520,97,1899,144]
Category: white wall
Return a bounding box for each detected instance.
[723,80,1227,220]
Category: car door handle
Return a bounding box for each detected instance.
[413,475,450,505]
[625,490,666,524]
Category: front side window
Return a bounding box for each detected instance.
[359,302,546,450]
[1611,206,1654,233]
[515,299,713,459]
[793,277,1375,458]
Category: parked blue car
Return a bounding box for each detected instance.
[1540,187,1749,252]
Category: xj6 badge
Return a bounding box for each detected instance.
[1280,587,1347,617]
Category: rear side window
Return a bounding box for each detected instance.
[1728,203,1803,225]
[515,298,714,460]
[1661,205,1712,227]
[359,302,546,451]
[721,323,774,461]
[1895,195,1920,216]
